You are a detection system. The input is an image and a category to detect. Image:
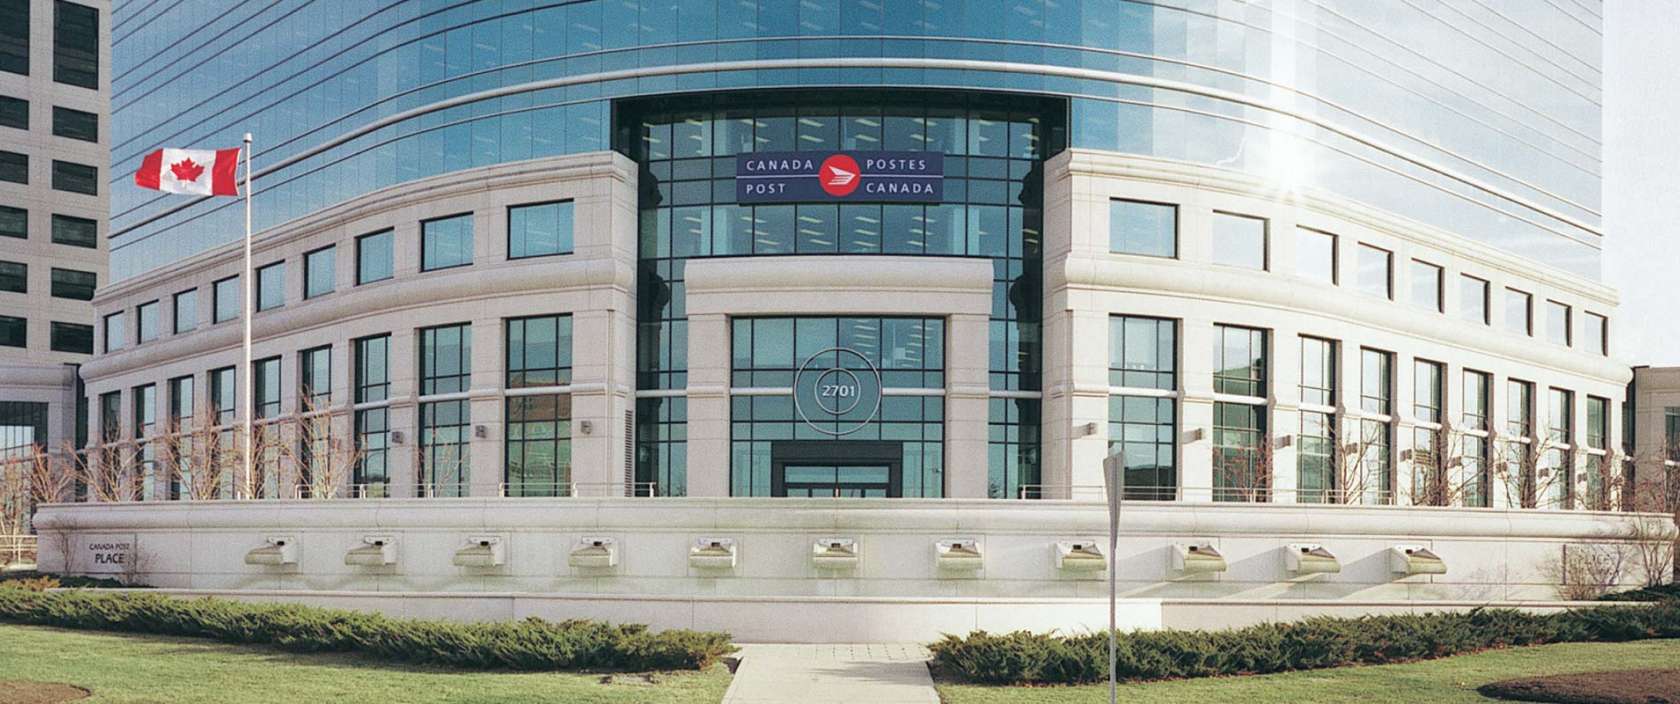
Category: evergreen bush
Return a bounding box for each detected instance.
[930,601,1680,685]
[0,589,734,671]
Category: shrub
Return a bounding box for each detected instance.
[0,571,132,590]
[929,602,1680,686]
[1599,583,1680,602]
[0,590,734,672]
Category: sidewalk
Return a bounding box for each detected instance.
[721,643,939,704]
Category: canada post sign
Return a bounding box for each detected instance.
[737,151,942,203]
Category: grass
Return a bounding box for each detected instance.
[936,638,1680,704]
[0,624,733,704]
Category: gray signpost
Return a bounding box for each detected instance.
[1102,451,1125,704]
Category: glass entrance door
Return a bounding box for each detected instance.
[781,464,894,497]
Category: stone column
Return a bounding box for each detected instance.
[946,313,992,499]
[685,313,731,497]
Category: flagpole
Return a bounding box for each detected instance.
[241,133,254,499]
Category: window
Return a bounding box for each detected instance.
[1298,337,1338,503]
[1410,260,1443,312]
[51,160,97,195]
[419,324,472,497]
[253,357,281,419]
[0,95,24,129]
[1666,408,1680,456]
[1108,199,1176,258]
[353,334,391,496]
[1210,212,1266,270]
[52,1,98,89]
[135,300,158,343]
[1460,275,1490,324]
[0,315,22,348]
[255,261,284,311]
[304,246,334,298]
[51,214,96,248]
[1542,387,1574,508]
[0,206,23,239]
[1587,396,1609,451]
[1107,316,1177,500]
[1506,288,1533,335]
[212,276,238,322]
[1413,360,1444,424]
[166,375,194,499]
[98,390,120,445]
[508,200,574,259]
[209,366,236,489]
[49,321,90,353]
[51,106,96,142]
[1461,370,1492,507]
[0,260,23,292]
[1213,325,1268,502]
[1356,348,1394,504]
[506,315,573,497]
[1412,359,1445,505]
[1296,228,1336,284]
[1463,371,1491,431]
[0,151,24,184]
[1584,312,1607,356]
[0,0,26,75]
[50,268,94,300]
[172,289,196,333]
[1546,300,1571,346]
[421,213,473,271]
[355,229,392,284]
[102,311,124,352]
[1356,244,1392,299]
[299,345,331,410]
[132,383,156,499]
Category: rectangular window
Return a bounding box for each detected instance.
[421,213,474,271]
[353,334,391,496]
[0,0,26,75]
[299,345,331,410]
[1356,244,1392,299]
[1410,260,1443,312]
[166,375,194,499]
[212,276,238,322]
[1583,312,1607,356]
[1353,348,1394,504]
[1298,337,1338,503]
[0,95,25,129]
[1506,288,1533,335]
[0,314,23,348]
[98,390,120,443]
[419,323,472,497]
[1586,396,1609,451]
[505,315,572,497]
[253,356,281,419]
[50,267,95,300]
[1463,371,1491,431]
[51,160,97,195]
[256,261,284,311]
[304,246,334,299]
[1108,199,1176,258]
[1296,228,1336,284]
[0,260,23,292]
[135,300,158,343]
[0,205,24,239]
[1107,315,1178,500]
[1210,212,1267,270]
[1666,408,1680,454]
[52,0,98,89]
[508,200,574,259]
[1213,324,1268,502]
[102,311,125,352]
[51,106,96,142]
[1411,359,1446,505]
[51,214,96,248]
[49,321,90,353]
[209,366,236,489]
[1460,275,1490,324]
[172,289,196,333]
[133,383,157,499]
[1460,370,1492,507]
[1413,360,1444,424]
[355,229,392,284]
[1542,387,1574,508]
[0,151,25,184]
[1546,300,1571,346]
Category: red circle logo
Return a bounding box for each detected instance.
[818,154,861,197]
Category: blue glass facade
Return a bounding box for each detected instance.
[111,0,1601,280]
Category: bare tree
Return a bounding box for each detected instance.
[1213,434,1273,502]
[273,395,359,499]
[1322,420,1393,505]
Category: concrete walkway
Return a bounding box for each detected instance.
[721,643,939,704]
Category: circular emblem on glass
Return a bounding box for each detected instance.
[818,154,862,197]
[794,347,883,436]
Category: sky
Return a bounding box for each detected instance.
[1604,1,1680,366]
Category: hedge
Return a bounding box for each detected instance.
[0,571,134,590]
[1598,583,1680,602]
[929,602,1680,686]
[0,589,734,672]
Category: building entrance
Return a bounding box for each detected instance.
[770,440,902,498]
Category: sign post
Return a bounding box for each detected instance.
[1102,451,1125,704]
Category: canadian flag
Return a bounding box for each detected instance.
[135,147,241,196]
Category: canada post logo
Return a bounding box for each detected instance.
[737,151,942,203]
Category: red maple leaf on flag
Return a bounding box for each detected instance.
[170,158,205,183]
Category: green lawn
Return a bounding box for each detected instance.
[937,639,1680,704]
[0,624,732,704]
